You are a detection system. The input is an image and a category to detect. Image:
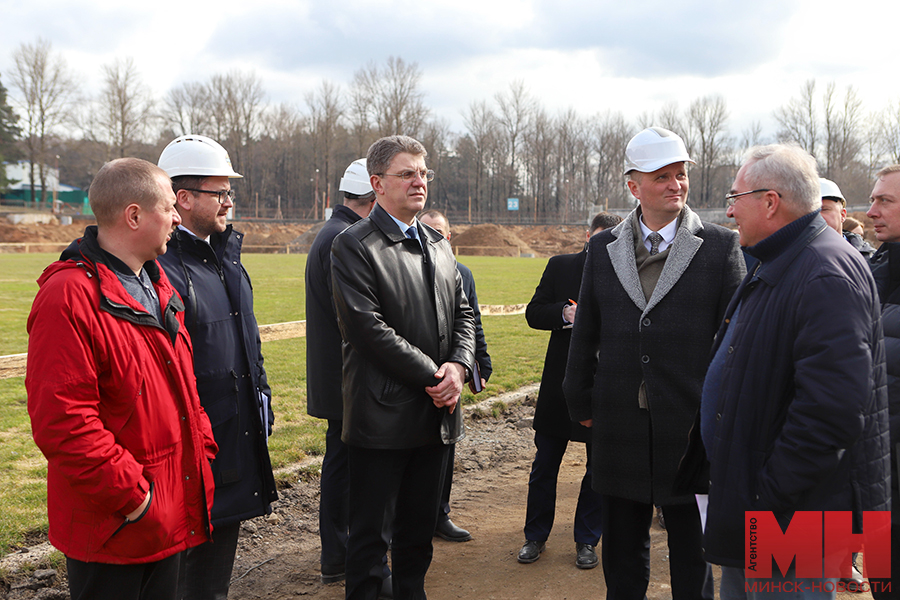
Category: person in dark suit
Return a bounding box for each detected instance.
[516,212,621,570]
[305,158,379,586]
[331,135,476,600]
[564,127,745,600]
[418,209,492,543]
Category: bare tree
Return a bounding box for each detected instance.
[94,57,155,158]
[353,57,429,138]
[205,71,266,202]
[739,121,765,152]
[821,83,864,184]
[774,79,818,157]
[881,99,900,165]
[685,95,731,207]
[161,81,210,136]
[306,80,344,211]
[462,100,499,217]
[522,107,558,220]
[9,37,76,204]
[495,80,533,196]
[591,111,633,210]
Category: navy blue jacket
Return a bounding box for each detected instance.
[869,242,900,520]
[158,225,277,527]
[678,215,890,567]
[306,205,364,420]
[457,262,492,383]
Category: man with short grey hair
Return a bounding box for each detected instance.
[332,135,476,599]
[678,144,890,599]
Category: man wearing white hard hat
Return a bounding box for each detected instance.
[565,127,745,600]
[157,135,277,600]
[305,159,391,592]
[821,178,875,260]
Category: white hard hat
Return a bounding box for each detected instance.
[820,178,845,205]
[339,158,373,196]
[623,127,695,175]
[158,134,242,178]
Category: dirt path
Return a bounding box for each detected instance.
[227,393,679,600]
[1,389,870,600]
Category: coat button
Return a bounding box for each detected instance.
[191,530,195,535]
[716,413,721,421]
[727,346,734,354]
[642,318,651,326]
[185,475,190,480]
[641,355,650,364]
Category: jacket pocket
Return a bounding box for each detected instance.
[98,448,186,559]
[197,372,239,428]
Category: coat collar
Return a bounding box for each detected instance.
[608,205,704,318]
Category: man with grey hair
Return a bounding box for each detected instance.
[565,127,744,600]
[677,144,890,599]
[331,135,476,599]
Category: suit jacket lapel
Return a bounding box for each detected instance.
[609,211,647,312]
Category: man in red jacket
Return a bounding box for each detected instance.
[26,158,218,600]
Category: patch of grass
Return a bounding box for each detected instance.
[0,253,51,356]
[0,252,552,556]
[455,256,548,306]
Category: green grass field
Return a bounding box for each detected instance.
[0,252,551,555]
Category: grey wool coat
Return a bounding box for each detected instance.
[564,206,745,506]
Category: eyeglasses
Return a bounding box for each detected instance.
[724,188,781,207]
[378,169,435,183]
[183,188,236,205]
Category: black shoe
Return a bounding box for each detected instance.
[378,575,393,599]
[320,563,345,584]
[575,543,599,570]
[435,518,472,542]
[517,540,545,564]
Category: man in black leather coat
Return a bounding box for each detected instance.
[331,135,476,600]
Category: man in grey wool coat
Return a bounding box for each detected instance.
[564,127,745,600]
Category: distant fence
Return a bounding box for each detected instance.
[0,304,526,380]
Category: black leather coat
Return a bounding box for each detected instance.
[331,203,476,449]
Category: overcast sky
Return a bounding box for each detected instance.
[1,0,896,140]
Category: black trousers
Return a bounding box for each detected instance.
[437,443,456,523]
[320,419,350,569]
[67,552,182,600]
[178,520,241,600]
[523,431,603,544]
[346,443,449,600]
[600,495,713,600]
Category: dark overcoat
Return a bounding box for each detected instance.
[564,206,744,506]
[305,205,364,420]
[526,249,592,442]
